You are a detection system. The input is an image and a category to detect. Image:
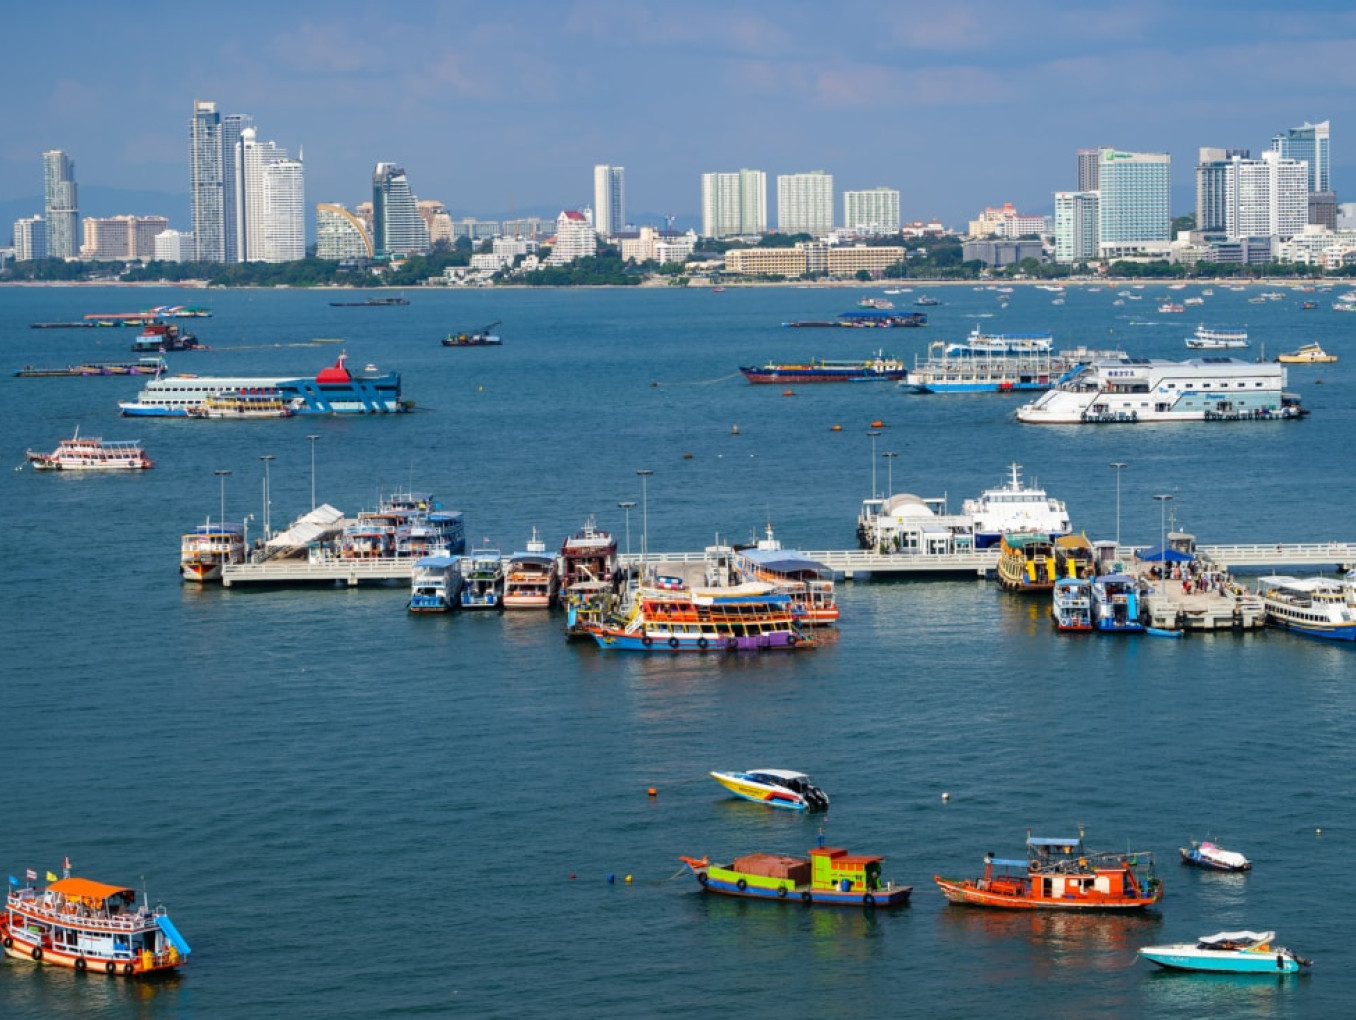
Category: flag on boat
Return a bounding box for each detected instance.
[7,875,17,886]
[26,868,36,881]
[46,871,58,882]
[63,856,70,871]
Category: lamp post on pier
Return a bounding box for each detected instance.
[882,451,898,499]
[636,470,652,569]
[214,469,231,529]
[617,501,635,560]
[1110,462,1127,553]
[306,435,321,510]
[867,430,882,499]
[259,454,275,539]
[1154,494,1174,599]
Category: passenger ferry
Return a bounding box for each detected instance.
[181,522,246,582]
[119,353,406,416]
[734,524,838,624]
[408,555,462,613]
[944,328,1052,357]
[740,353,907,384]
[1091,574,1146,632]
[962,464,1070,548]
[587,580,811,652]
[186,388,296,418]
[557,517,619,608]
[996,532,1058,592]
[1016,357,1305,424]
[1051,577,1093,630]
[502,530,559,609]
[1255,575,1356,641]
[26,430,153,471]
[1185,325,1249,349]
[2,869,190,976]
[460,549,506,610]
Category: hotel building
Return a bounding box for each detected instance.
[42,150,79,259]
[1053,191,1099,264]
[593,165,625,238]
[316,204,374,260]
[777,171,834,235]
[1271,120,1330,193]
[190,101,225,262]
[81,215,170,260]
[701,169,766,238]
[1096,148,1171,257]
[844,188,901,234]
[371,163,430,257]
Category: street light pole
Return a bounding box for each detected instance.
[306,435,321,510]
[260,454,275,539]
[636,470,652,568]
[617,501,635,560]
[214,469,231,529]
[1154,494,1174,595]
[867,430,882,498]
[1110,462,1127,552]
[882,451,898,498]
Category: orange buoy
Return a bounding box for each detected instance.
[831,424,842,431]
[648,787,657,797]
[870,419,885,428]
[731,424,740,435]
[783,389,794,397]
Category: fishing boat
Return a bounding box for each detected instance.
[15,356,166,377]
[1254,576,1356,641]
[733,524,839,624]
[502,530,559,609]
[562,580,618,639]
[1180,839,1251,872]
[460,548,505,610]
[1051,577,1093,630]
[934,830,1162,911]
[180,522,246,582]
[739,354,907,383]
[556,517,619,607]
[131,323,203,352]
[962,464,1070,548]
[709,769,830,811]
[25,429,153,471]
[996,532,1058,592]
[587,580,812,652]
[1185,325,1249,349]
[1016,357,1305,424]
[2,867,191,976]
[1091,574,1146,632]
[408,555,463,612]
[119,353,407,416]
[185,388,296,418]
[1275,343,1336,364]
[1139,932,1310,974]
[329,295,409,307]
[442,321,502,346]
[681,845,912,907]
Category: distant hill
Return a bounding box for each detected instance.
[1,187,191,245]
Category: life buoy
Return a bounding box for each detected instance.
[123,963,135,976]
[75,957,87,972]
[777,887,788,898]
[31,946,43,961]
[736,878,748,891]
[697,637,708,649]
[668,637,680,649]
[641,635,653,647]
[801,892,813,904]
[105,961,117,975]
[863,893,876,907]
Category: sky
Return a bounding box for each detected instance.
[5,0,1356,229]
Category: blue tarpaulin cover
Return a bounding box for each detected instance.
[1137,546,1194,563]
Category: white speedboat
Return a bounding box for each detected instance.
[710,769,829,811]
[1139,931,1311,974]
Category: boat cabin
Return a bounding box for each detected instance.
[809,847,885,893]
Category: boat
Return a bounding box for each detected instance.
[934,830,1162,911]
[25,429,153,471]
[556,517,619,607]
[502,530,559,609]
[1091,573,1146,632]
[186,388,296,418]
[739,354,907,384]
[14,356,166,377]
[915,296,940,306]
[734,523,839,624]
[827,310,929,328]
[1185,325,1249,350]
[1180,839,1251,872]
[131,323,203,352]
[1276,343,1336,364]
[587,580,812,652]
[408,554,463,612]
[329,295,409,306]
[562,580,618,639]
[997,532,1058,592]
[460,548,505,610]
[901,339,1123,396]
[962,464,1070,548]
[1051,577,1093,630]
[1158,302,1185,313]
[681,845,912,907]
[180,521,245,582]
[709,769,830,811]
[1139,932,1310,974]
[1,869,190,977]
[1254,575,1356,641]
[119,353,407,416]
[945,328,1053,357]
[442,320,503,346]
[1016,357,1306,424]
[857,297,894,309]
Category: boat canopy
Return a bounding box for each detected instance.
[1028,836,1083,850]
[745,769,811,781]
[1095,573,1137,584]
[1199,931,1274,947]
[739,549,829,573]
[48,877,134,900]
[1137,546,1193,563]
[987,857,1030,869]
[414,555,459,569]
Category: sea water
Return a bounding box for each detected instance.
[1,282,1353,1018]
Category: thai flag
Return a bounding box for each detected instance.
[25,868,37,881]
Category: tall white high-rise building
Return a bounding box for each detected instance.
[777,171,834,235]
[14,215,47,261]
[701,169,766,238]
[371,163,429,257]
[190,100,224,262]
[237,128,304,263]
[843,188,901,234]
[222,113,253,262]
[1054,191,1099,263]
[1196,148,1308,240]
[1096,149,1171,254]
[42,150,79,259]
[593,165,625,237]
[1271,120,1330,193]
[548,210,596,264]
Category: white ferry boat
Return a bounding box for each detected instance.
[119,353,405,416]
[1255,576,1356,641]
[943,328,1053,357]
[961,464,1070,549]
[25,429,153,471]
[1016,357,1305,424]
[1185,325,1249,350]
[181,522,245,582]
[408,554,463,613]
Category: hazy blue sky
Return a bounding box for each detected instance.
[4,0,1354,226]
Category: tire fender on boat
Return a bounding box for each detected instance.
[123,963,135,976]
[106,961,117,974]
[801,892,813,904]
[736,878,748,891]
[75,957,87,972]
[697,871,709,887]
[697,637,708,649]
[863,893,876,907]
[641,635,653,647]
[668,637,680,649]
[31,946,42,961]
[1,936,12,949]
[777,887,788,898]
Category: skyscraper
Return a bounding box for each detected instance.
[190,100,224,262]
[593,165,625,238]
[236,128,304,263]
[316,204,374,260]
[1076,148,1101,192]
[222,113,253,262]
[1196,148,1307,239]
[701,169,766,238]
[371,163,430,257]
[1096,149,1170,254]
[42,150,79,259]
[1271,120,1330,193]
[777,171,834,235]
[843,188,901,234]
[13,215,47,261]
[1054,192,1099,263]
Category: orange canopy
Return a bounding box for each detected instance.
[48,877,133,900]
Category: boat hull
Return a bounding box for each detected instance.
[741,367,907,384]
[1180,848,1250,871]
[589,629,805,652]
[1139,946,1301,974]
[0,938,181,977]
[710,773,810,810]
[699,874,911,907]
[933,876,1160,911]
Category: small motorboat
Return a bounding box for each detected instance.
[709,769,829,811]
[1139,931,1311,973]
[1181,839,1250,871]
[681,846,911,907]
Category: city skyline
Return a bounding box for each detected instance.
[2,1,1354,230]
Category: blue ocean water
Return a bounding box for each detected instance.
[1,282,1353,1019]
